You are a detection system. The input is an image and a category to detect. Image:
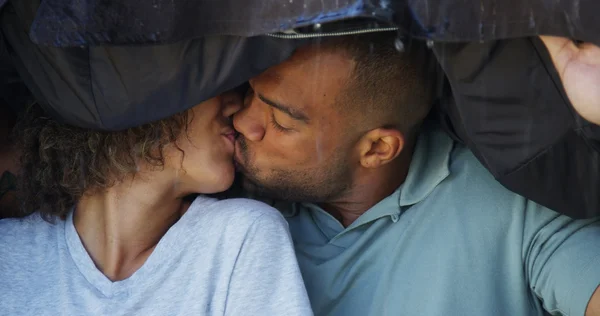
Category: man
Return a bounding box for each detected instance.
[233,32,600,316]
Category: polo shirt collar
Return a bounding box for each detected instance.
[284,120,454,228]
[343,121,454,229]
[399,121,454,207]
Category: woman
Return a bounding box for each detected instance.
[0,93,313,316]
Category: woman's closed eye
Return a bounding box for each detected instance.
[221,92,244,117]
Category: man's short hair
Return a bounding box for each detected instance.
[324,32,437,140]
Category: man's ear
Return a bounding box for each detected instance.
[357,128,404,169]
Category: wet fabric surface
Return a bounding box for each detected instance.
[2,0,600,219]
[435,38,600,219]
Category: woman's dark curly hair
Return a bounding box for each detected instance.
[15,103,189,221]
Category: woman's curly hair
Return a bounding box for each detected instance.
[15,103,189,221]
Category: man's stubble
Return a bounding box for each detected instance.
[235,136,353,203]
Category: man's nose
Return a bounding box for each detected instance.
[233,98,266,142]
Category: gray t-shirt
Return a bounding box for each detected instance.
[0,196,313,316]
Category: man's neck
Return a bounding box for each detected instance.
[74,170,189,281]
[321,149,413,227]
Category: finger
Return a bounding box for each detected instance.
[539,35,575,53]
[577,42,600,62]
[539,35,579,67]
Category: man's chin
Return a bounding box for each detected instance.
[239,174,266,195]
[235,165,319,201]
[237,173,280,199]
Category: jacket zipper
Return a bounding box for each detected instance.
[266,26,399,39]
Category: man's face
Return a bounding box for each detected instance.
[233,46,358,202]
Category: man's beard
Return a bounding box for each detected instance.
[235,137,352,203]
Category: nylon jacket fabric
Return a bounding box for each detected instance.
[1,0,600,218]
[0,0,304,130]
[435,38,600,218]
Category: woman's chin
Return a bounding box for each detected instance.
[181,162,237,195]
[203,168,236,194]
[216,175,236,193]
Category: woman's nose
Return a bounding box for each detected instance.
[221,92,243,117]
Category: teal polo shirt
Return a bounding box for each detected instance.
[274,123,600,316]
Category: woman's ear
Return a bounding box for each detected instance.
[357,128,404,169]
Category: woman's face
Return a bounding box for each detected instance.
[169,92,242,194]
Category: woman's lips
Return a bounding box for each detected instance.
[224,131,236,143]
[222,130,237,150]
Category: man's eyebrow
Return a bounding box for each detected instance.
[258,93,310,123]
